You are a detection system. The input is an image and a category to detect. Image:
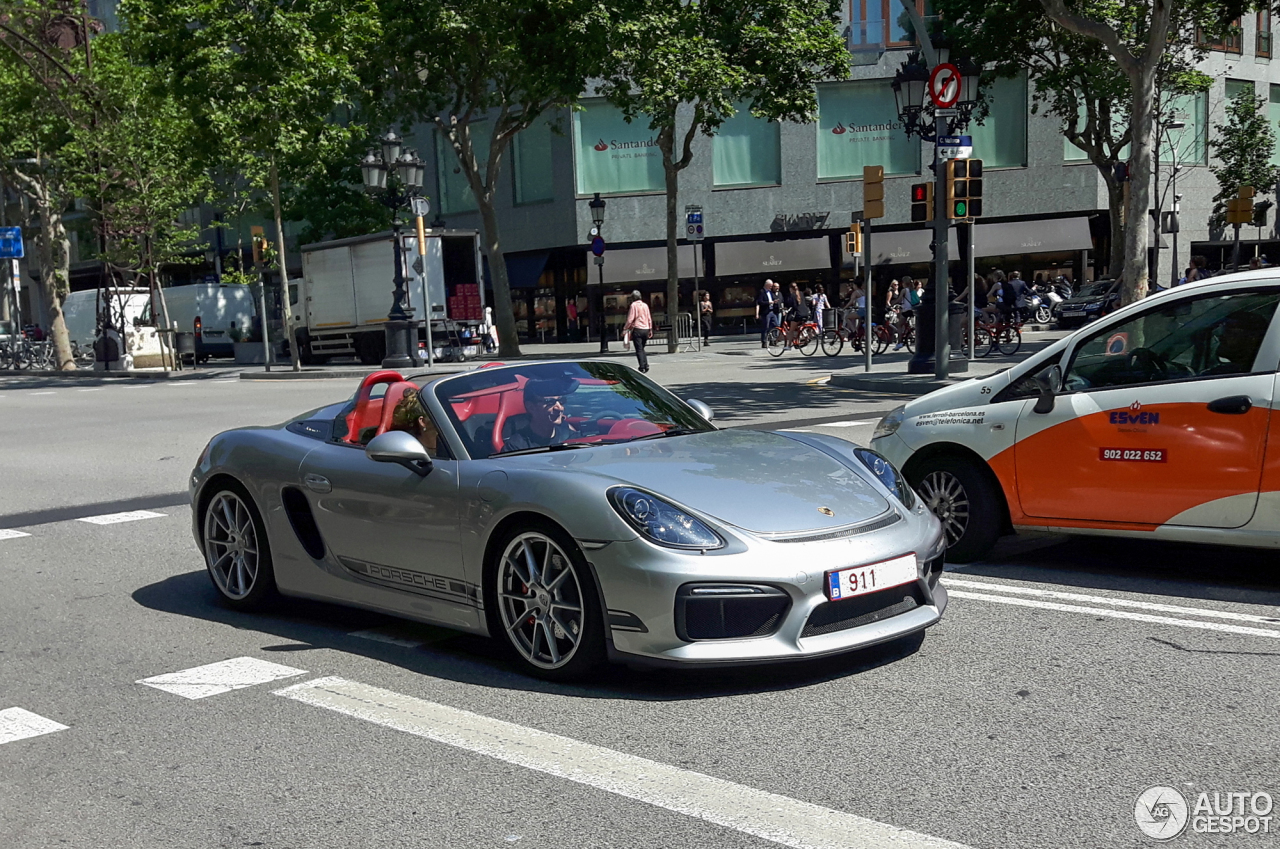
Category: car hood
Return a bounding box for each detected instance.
[507,429,891,534]
[1059,292,1111,307]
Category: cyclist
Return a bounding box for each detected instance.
[783,281,811,346]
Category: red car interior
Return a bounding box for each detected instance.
[344,370,405,444]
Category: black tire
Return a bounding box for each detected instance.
[910,456,1002,563]
[483,519,606,681]
[355,332,384,366]
[798,325,820,356]
[296,330,328,366]
[765,327,785,357]
[996,326,1022,356]
[1034,305,1052,324]
[820,329,843,356]
[200,480,278,610]
[872,326,889,355]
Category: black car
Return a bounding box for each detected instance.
[1051,279,1120,329]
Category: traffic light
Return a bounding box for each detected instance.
[844,221,863,255]
[946,158,984,219]
[250,225,267,265]
[863,165,885,219]
[910,182,933,223]
[1227,186,1255,225]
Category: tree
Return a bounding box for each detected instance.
[599,0,847,352]
[1209,89,1277,231]
[1036,0,1247,305]
[938,0,1219,283]
[121,0,380,371]
[367,0,611,358]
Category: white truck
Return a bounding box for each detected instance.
[292,229,487,365]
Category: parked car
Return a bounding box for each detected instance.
[191,361,946,679]
[872,270,1280,562]
[1051,279,1120,329]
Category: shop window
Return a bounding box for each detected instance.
[1198,18,1243,53]
[967,74,1028,168]
[713,104,781,188]
[1160,91,1208,165]
[572,99,664,196]
[435,126,491,214]
[816,80,919,180]
[513,121,555,205]
[1260,12,1273,57]
[846,0,928,51]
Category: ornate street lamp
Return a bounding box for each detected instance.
[362,132,428,368]
[587,192,608,353]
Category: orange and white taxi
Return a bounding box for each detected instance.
[871,271,1280,561]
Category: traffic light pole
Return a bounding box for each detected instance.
[863,219,872,373]
[933,110,952,380]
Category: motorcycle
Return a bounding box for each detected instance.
[1031,283,1063,324]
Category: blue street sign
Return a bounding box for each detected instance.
[686,211,702,225]
[0,227,23,259]
[591,235,606,257]
[937,136,972,147]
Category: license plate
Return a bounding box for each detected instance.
[1062,310,1085,316]
[825,553,917,601]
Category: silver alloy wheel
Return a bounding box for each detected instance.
[497,532,585,670]
[918,470,970,547]
[203,491,260,600]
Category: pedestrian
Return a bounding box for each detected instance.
[812,284,830,331]
[842,276,866,336]
[566,299,579,342]
[698,290,713,344]
[623,290,652,373]
[756,278,780,348]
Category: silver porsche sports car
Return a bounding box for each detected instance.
[190,360,947,679]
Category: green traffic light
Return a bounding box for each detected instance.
[954,200,967,217]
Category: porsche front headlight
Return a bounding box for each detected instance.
[853,447,916,509]
[609,487,724,550]
[872,406,906,440]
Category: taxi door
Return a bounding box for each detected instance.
[1013,287,1280,528]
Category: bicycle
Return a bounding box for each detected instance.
[973,313,1022,357]
[766,317,820,357]
[822,309,899,356]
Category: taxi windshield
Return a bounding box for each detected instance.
[434,362,715,458]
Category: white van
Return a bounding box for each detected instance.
[61,287,152,347]
[158,283,258,359]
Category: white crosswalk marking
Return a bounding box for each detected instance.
[0,707,68,745]
[277,677,971,849]
[138,657,307,699]
[77,510,167,525]
[0,529,31,540]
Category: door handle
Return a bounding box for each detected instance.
[303,473,332,493]
[1207,396,1252,415]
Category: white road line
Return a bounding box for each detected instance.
[77,387,104,392]
[944,577,1280,627]
[29,391,55,396]
[138,657,307,700]
[0,529,31,540]
[276,677,970,849]
[77,510,167,525]
[0,707,68,745]
[947,590,1280,640]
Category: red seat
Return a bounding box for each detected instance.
[491,378,529,454]
[344,370,404,444]
[374,382,422,438]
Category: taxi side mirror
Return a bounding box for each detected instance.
[1032,365,1063,415]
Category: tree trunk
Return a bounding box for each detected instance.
[270,160,302,371]
[36,188,74,370]
[1105,176,1125,279]
[477,198,521,358]
[660,131,680,354]
[1121,65,1157,305]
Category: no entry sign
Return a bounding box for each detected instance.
[928,63,961,109]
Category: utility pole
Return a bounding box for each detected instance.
[932,110,951,380]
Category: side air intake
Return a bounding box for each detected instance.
[281,486,326,560]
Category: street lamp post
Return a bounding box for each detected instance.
[1155,119,1186,287]
[589,192,607,354]
[361,132,428,369]
[892,44,981,380]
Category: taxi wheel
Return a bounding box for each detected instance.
[914,457,1000,563]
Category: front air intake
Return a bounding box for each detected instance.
[675,584,790,641]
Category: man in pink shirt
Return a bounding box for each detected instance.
[623,290,652,373]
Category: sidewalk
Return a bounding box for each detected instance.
[828,331,1067,394]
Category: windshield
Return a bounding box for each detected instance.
[1076,281,1115,298]
[434,361,714,458]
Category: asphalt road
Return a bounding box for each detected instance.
[2,351,1278,849]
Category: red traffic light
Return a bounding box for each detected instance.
[911,184,928,203]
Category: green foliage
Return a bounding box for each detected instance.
[1209,91,1277,225]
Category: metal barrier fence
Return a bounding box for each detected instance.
[674,312,701,353]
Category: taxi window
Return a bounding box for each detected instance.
[1063,290,1280,392]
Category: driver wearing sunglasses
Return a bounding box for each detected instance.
[501,377,580,452]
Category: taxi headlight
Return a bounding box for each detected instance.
[853,447,917,509]
[872,406,906,440]
[609,487,724,550]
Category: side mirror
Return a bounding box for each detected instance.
[1032,365,1063,415]
[687,399,714,422]
[365,431,433,476]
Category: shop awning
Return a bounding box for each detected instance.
[869,229,957,264]
[582,245,698,285]
[504,252,550,289]
[715,237,831,277]
[972,217,1094,258]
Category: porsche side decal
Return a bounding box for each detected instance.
[339,557,481,607]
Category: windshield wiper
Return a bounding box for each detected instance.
[630,427,703,442]
[490,443,595,458]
